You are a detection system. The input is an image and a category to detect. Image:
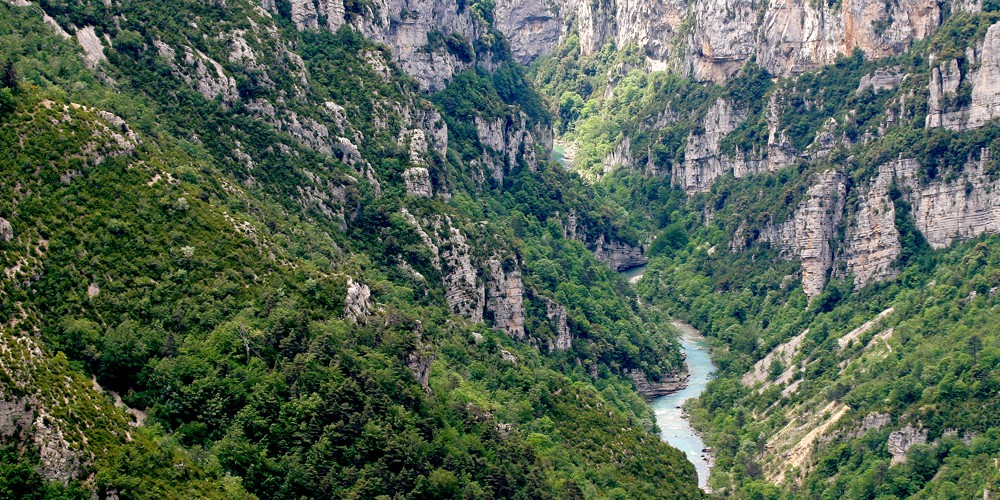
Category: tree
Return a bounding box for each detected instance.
[1,60,17,90]
[966,335,983,363]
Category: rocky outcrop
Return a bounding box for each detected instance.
[593,234,646,272]
[407,332,435,390]
[401,208,485,321]
[887,424,928,464]
[894,154,1000,249]
[838,167,902,289]
[0,331,130,483]
[403,167,433,198]
[857,67,905,93]
[153,39,239,103]
[927,22,1000,130]
[344,278,373,323]
[485,257,526,340]
[743,329,808,387]
[969,23,1000,128]
[493,0,561,64]
[673,98,749,193]
[75,26,106,69]
[761,171,846,298]
[0,218,12,242]
[273,0,481,90]
[496,0,939,83]
[740,150,1000,295]
[473,113,548,184]
[626,369,688,399]
[543,297,572,351]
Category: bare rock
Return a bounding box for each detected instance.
[543,297,571,351]
[500,349,518,364]
[407,336,435,390]
[0,218,12,242]
[760,170,846,299]
[888,424,928,464]
[75,26,106,69]
[403,167,433,198]
[838,166,902,289]
[485,257,526,340]
[593,234,646,272]
[627,368,687,399]
[674,98,749,193]
[344,278,373,323]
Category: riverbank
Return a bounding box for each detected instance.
[651,321,716,491]
[621,266,716,491]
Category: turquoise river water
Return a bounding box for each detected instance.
[621,264,716,490]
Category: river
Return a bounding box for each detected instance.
[621,264,716,491]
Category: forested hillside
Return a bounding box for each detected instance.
[0,0,703,498]
[5,0,1000,496]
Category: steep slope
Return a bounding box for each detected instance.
[529,2,1000,498]
[0,0,704,498]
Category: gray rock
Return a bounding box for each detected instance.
[758,170,847,299]
[0,217,12,242]
[888,424,928,464]
[403,167,433,198]
[344,279,373,323]
[485,257,525,340]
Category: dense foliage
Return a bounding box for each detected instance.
[0,1,701,498]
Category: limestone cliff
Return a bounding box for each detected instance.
[894,153,1000,249]
[742,149,1000,294]
[275,0,482,91]
[837,166,902,289]
[497,0,939,83]
[926,21,1000,130]
[626,368,688,399]
[760,170,847,298]
[673,98,749,192]
[485,257,527,339]
[592,234,647,271]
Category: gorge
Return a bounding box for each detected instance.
[1,0,999,497]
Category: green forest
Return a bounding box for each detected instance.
[3,0,1000,498]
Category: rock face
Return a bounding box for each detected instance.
[626,369,688,399]
[0,218,12,242]
[154,39,239,103]
[496,0,939,83]
[401,209,528,339]
[75,26,106,69]
[673,99,749,192]
[741,149,1000,295]
[0,331,131,483]
[927,22,1000,130]
[838,167,902,289]
[592,234,646,271]
[761,170,847,298]
[473,113,549,184]
[407,333,435,390]
[494,0,561,64]
[485,257,526,340]
[344,278,373,323]
[274,0,480,91]
[641,94,796,194]
[403,167,433,198]
[887,424,928,464]
[544,297,572,351]
[896,153,1000,249]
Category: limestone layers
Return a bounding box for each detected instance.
[761,170,847,298]
[926,22,1000,130]
[496,0,939,82]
